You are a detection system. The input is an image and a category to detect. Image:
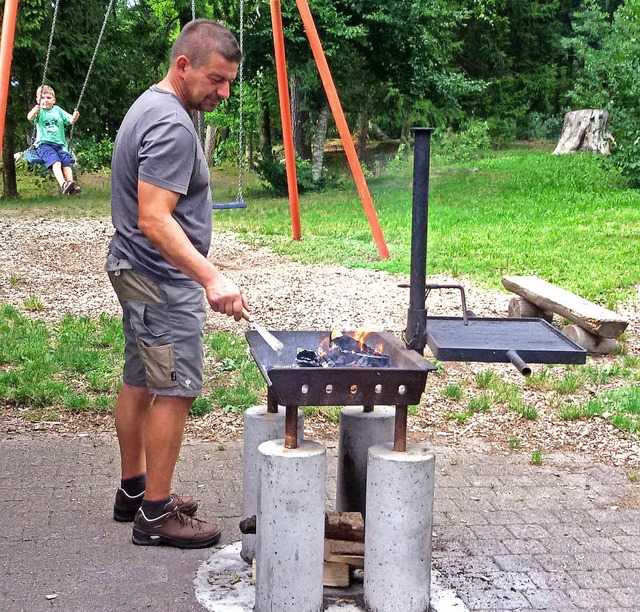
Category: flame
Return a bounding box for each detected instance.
[351,329,384,354]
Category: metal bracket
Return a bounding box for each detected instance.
[424,283,470,326]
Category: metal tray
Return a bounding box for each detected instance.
[425,317,587,364]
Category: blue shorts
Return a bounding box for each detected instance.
[36,142,72,169]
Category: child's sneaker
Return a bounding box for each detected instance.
[70,182,82,195]
[61,181,73,194]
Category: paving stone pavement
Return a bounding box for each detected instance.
[0,435,638,611]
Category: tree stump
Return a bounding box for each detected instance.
[553,109,612,155]
[508,296,553,323]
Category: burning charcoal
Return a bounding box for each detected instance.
[296,349,322,368]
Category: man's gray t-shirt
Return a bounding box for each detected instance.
[109,85,213,284]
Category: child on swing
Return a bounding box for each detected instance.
[27,85,82,195]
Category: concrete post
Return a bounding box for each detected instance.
[335,406,394,517]
[364,443,436,612]
[241,405,304,563]
[255,439,326,612]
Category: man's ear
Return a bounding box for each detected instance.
[175,55,190,78]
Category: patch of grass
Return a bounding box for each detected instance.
[553,372,585,395]
[583,364,627,385]
[508,436,521,448]
[531,449,543,465]
[191,396,212,417]
[0,308,122,416]
[21,297,44,312]
[525,367,552,389]
[511,401,538,420]
[474,370,497,389]
[445,410,472,424]
[467,395,491,413]
[622,354,640,368]
[442,384,463,400]
[559,386,640,435]
[204,332,262,414]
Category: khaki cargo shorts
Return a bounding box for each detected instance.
[106,255,206,397]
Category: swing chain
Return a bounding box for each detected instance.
[191,0,205,142]
[41,0,61,89]
[237,0,245,204]
[69,0,115,148]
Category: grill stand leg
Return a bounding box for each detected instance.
[364,443,436,612]
[285,405,299,449]
[335,406,395,518]
[393,404,408,452]
[256,439,326,611]
[241,403,304,563]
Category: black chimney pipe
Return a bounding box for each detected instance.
[405,127,435,355]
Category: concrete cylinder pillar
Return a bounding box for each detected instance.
[364,443,436,612]
[241,405,304,563]
[255,439,326,612]
[335,406,395,517]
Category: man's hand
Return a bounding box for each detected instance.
[205,273,248,321]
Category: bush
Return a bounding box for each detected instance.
[74,135,114,174]
[255,152,339,195]
[433,119,491,162]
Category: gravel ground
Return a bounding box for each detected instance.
[1,215,638,471]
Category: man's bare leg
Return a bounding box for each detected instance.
[115,382,153,480]
[143,395,193,501]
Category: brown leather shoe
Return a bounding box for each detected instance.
[113,489,198,522]
[132,503,221,549]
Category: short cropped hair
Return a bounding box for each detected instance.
[170,19,242,68]
[36,85,55,101]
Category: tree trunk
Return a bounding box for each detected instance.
[2,118,18,199]
[260,103,272,158]
[356,109,368,160]
[553,109,612,155]
[311,102,329,183]
[290,74,305,159]
[204,125,217,166]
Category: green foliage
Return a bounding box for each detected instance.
[74,135,114,174]
[0,307,122,411]
[442,384,463,400]
[204,332,262,413]
[567,0,640,185]
[255,153,339,195]
[559,386,640,435]
[433,120,491,162]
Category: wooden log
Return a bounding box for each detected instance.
[323,561,350,587]
[502,276,628,339]
[562,325,617,355]
[325,511,364,542]
[324,540,365,569]
[508,296,553,322]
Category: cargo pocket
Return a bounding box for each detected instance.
[127,301,177,389]
[137,341,178,389]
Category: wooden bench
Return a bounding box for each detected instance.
[502,275,629,354]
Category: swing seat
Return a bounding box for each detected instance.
[212,201,248,210]
[23,149,45,164]
[23,148,76,165]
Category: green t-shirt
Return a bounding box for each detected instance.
[32,105,72,150]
